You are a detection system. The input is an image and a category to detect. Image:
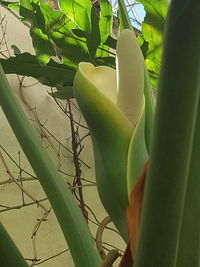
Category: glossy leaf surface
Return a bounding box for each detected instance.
[138,0,168,88]
[0,53,76,87]
[19,0,55,65]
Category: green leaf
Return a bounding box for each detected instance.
[99,0,113,43]
[59,0,92,33]
[134,1,200,266]
[138,0,168,88]
[0,0,19,11]
[50,85,74,99]
[40,1,89,68]
[94,56,115,68]
[103,35,117,50]
[0,64,101,267]
[72,28,87,38]
[30,26,55,65]
[0,223,29,267]
[0,53,76,87]
[11,45,21,55]
[176,99,200,267]
[86,6,101,59]
[19,1,55,65]
[95,43,110,58]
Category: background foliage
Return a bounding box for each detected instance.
[0,0,168,96]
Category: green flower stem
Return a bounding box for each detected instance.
[127,98,148,197]
[143,66,155,152]
[134,1,200,267]
[117,0,132,30]
[0,223,29,267]
[176,98,200,267]
[0,64,101,267]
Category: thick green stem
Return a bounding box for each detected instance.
[134,1,200,267]
[0,223,29,267]
[176,98,200,267]
[0,65,101,267]
[117,0,132,30]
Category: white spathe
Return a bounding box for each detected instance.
[79,63,117,104]
[116,29,144,127]
[78,29,144,129]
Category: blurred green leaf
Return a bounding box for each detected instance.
[50,85,74,99]
[0,0,19,11]
[11,45,21,55]
[0,53,75,87]
[95,43,110,58]
[134,1,200,265]
[86,6,101,59]
[138,0,168,88]
[94,56,115,68]
[99,0,113,43]
[72,28,87,38]
[104,35,117,49]
[176,99,200,267]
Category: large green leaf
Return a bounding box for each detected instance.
[0,53,75,87]
[59,0,92,33]
[86,6,101,59]
[99,0,113,43]
[58,0,101,59]
[138,0,168,88]
[19,0,55,65]
[2,0,115,82]
[134,1,200,266]
[94,0,113,59]
[176,98,200,267]
[40,1,89,68]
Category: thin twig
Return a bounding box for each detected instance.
[96,216,112,260]
[67,99,89,222]
[0,149,48,212]
[0,198,48,213]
